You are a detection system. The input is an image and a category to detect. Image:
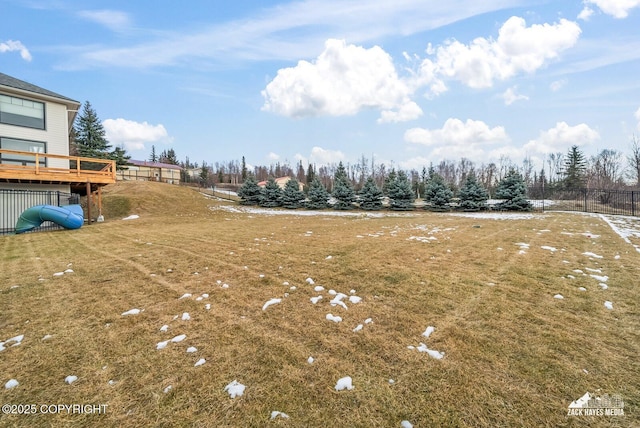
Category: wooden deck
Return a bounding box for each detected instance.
[0,148,116,185]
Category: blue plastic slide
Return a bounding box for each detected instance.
[15,204,84,234]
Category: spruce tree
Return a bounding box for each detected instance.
[358,176,383,210]
[259,177,283,207]
[387,170,415,210]
[237,174,262,205]
[562,145,587,190]
[74,101,111,159]
[306,177,329,209]
[424,172,453,211]
[332,161,356,209]
[281,178,305,209]
[383,168,398,195]
[495,168,532,211]
[458,173,489,211]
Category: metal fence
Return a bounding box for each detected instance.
[529,188,639,217]
[0,189,80,235]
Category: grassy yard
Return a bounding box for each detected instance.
[1,181,638,427]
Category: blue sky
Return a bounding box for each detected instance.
[2,0,639,172]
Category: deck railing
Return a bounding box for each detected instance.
[0,148,116,184]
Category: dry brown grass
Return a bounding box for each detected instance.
[1,181,639,427]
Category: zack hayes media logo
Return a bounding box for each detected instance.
[567,392,625,417]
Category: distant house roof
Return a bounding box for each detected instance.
[128,159,183,170]
[0,72,80,105]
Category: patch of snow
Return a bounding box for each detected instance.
[401,421,414,428]
[262,298,282,311]
[310,296,323,304]
[122,215,139,220]
[541,246,557,252]
[348,295,362,304]
[604,301,613,310]
[554,294,564,299]
[422,326,436,338]
[598,283,608,290]
[328,289,337,296]
[579,287,587,291]
[583,252,603,259]
[567,275,576,279]
[224,380,246,398]
[335,376,354,391]
[160,325,169,332]
[416,343,445,359]
[314,285,325,292]
[307,356,314,364]
[306,277,315,285]
[450,212,544,220]
[42,334,52,340]
[64,269,74,273]
[590,274,608,282]
[270,411,290,420]
[5,379,19,389]
[205,304,211,310]
[121,308,141,316]
[65,375,78,384]
[171,334,186,343]
[179,293,192,299]
[156,341,169,350]
[163,385,172,393]
[326,314,342,323]
[187,347,197,353]
[194,358,206,367]
[364,318,373,324]
[53,272,64,277]
[325,255,333,260]
[181,312,191,321]
[585,268,602,273]
[353,324,363,332]
[573,269,584,274]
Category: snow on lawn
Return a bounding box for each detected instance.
[270,411,290,420]
[212,205,413,218]
[416,343,445,359]
[262,298,282,311]
[65,375,78,384]
[335,376,354,391]
[598,214,640,253]
[224,380,246,398]
[121,308,142,316]
[541,246,557,252]
[0,334,24,352]
[449,212,545,220]
[5,379,19,389]
[604,301,614,310]
[326,314,343,323]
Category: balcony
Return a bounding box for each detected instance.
[0,148,116,186]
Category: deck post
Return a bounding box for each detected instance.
[86,181,92,224]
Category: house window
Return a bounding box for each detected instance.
[0,94,45,129]
[0,137,46,166]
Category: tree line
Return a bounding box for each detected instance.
[236,161,533,211]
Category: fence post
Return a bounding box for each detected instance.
[584,189,588,212]
[633,191,636,217]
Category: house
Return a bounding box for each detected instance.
[117,159,182,184]
[258,176,304,191]
[0,72,115,233]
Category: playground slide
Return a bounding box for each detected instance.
[15,204,84,234]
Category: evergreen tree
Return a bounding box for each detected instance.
[306,177,330,209]
[562,145,587,190]
[424,172,453,211]
[237,174,262,205]
[281,178,305,209]
[158,148,178,165]
[332,161,356,209]
[383,168,397,195]
[111,146,131,171]
[358,176,384,210]
[199,161,209,183]
[306,163,316,188]
[387,170,415,210]
[259,177,283,207]
[149,145,157,162]
[458,173,489,211]
[241,156,248,182]
[495,168,532,211]
[74,101,111,159]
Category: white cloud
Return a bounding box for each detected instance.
[584,0,640,18]
[267,152,280,161]
[578,6,595,20]
[501,86,529,105]
[77,10,132,32]
[550,79,567,91]
[635,107,640,130]
[404,118,508,147]
[309,146,345,165]
[0,40,32,61]
[261,39,415,121]
[434,16,581,88]
[103,118,171,151]
[378,101,423,123]
[523,121,600,154]
[399,156,431,170]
